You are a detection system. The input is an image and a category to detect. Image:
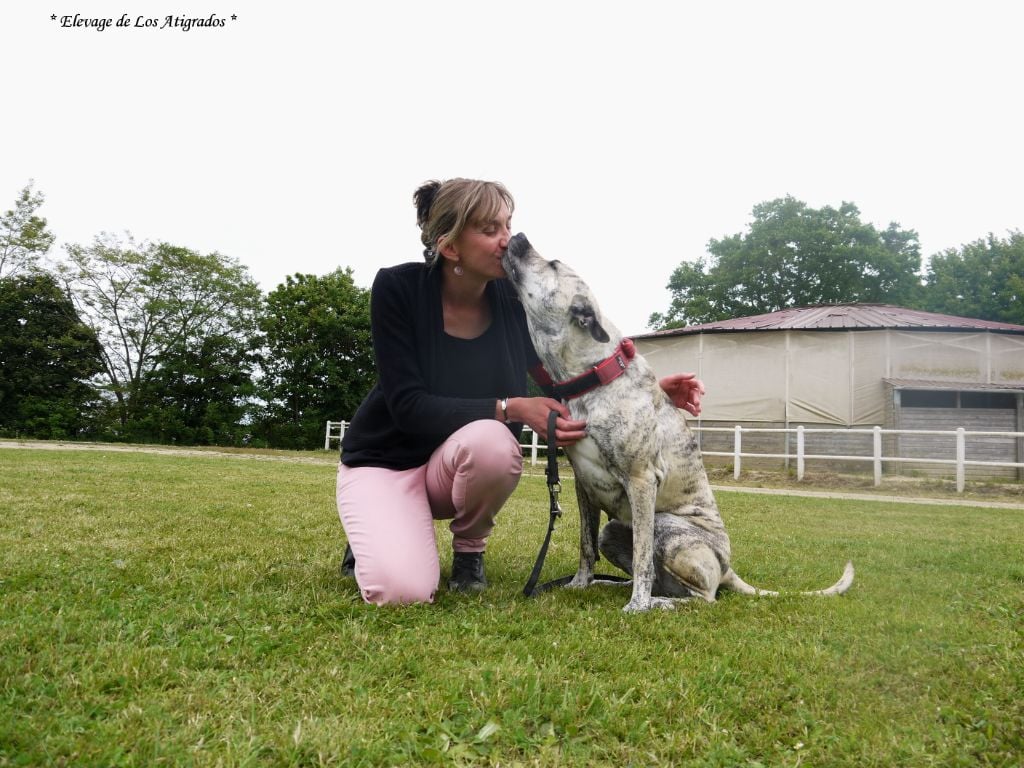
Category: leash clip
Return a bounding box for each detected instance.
[549,493,563,518]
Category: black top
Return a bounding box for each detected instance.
[436,323,506,398]
[340,261,541,469]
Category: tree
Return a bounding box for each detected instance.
[0,182,56,279]
[257,269,374,449]
[130,331,259,445]
[57,234,263,439]
[649,197,923,328]
[920,231,1024,325]
[0,272,104,438]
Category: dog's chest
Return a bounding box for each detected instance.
[566,437,632,522]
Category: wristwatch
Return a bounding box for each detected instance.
[500,397,511,423]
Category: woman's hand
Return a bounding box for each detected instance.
[507,397,587,447]
[659,373,705,417]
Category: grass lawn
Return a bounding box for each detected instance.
[1,447,1022,767]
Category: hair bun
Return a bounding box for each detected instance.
[413,180,442,231]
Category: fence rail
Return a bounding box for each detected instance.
[333,421,1023,493]
[522,424,1024,493]
[696,425,1024,492]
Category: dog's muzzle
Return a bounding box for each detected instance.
[506,233,531,261]
[507,231,532,259]
[502,233,532,282]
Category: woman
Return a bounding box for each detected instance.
[337,178,703,605]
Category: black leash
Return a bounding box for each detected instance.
[522,410,630,597]
[522,410,565,597]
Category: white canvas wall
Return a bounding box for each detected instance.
[635,329,1024,426]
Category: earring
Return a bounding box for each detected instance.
[453,264,464,276]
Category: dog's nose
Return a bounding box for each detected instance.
[507,232,531,259]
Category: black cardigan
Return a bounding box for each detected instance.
[340,262,540,469]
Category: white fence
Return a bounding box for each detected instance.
[520,427,547,465]
[324,420,348,450]
[696,425,1024,493]
[333,421,1024,493]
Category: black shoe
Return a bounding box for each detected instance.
[448,551,487,593]
[340,543,356,578]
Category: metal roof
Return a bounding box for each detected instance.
[634,304,1024,338]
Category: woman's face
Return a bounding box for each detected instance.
[445,202,512,281]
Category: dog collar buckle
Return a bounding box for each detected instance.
[544,338,637,401]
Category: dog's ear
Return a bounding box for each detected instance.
[570,295,611,343]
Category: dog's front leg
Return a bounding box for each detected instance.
[567,481,600,588]
[623,474,672,613]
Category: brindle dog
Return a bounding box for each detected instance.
[503,233,853,612]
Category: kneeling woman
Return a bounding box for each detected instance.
[337,178,703,605]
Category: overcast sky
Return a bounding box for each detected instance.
[4,1,1022,335]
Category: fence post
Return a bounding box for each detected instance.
[873,426,882,486]
[733,425,742,480]
[324,420,347,451]
[531,428,539,466]
[796,425,805,481]
[956,427,965,492]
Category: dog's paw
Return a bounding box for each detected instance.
[622,596,675,613]
[622,598,650,613]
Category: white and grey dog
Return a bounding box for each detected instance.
[503,233,854,612]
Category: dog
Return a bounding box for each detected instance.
[502,233,854,612]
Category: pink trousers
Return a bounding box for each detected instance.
[336,420,523,605]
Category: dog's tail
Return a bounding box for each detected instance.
[719,561,854,597]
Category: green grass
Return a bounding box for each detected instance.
[1,448,1022,767]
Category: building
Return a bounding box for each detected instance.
[633,304,1024,479]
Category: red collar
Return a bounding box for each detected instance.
[530,338,636,401]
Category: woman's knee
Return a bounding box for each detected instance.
[356,546,439,605]
[455,420,524,480]
[348,529,441,605]
[360,567,438,606]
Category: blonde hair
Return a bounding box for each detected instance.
[414,178,515,265]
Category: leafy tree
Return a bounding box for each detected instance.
[0,272,104,438]
[57,234,263,439]
[257,269,373,449]
[130,332,258,445]
[920,231,1024,325]
[650,197,923,328]
[0,182,56,279]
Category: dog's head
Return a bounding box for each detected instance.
[503,233,619,376]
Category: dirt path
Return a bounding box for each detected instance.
[0,440,336,465]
